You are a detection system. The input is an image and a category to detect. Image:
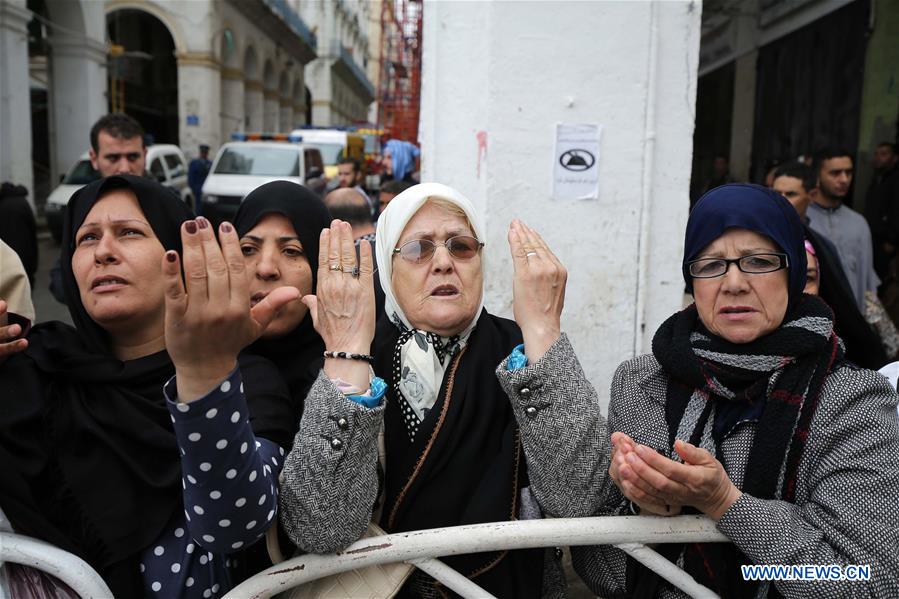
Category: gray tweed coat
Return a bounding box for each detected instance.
[572,353,899,598]
[278,333,610,597]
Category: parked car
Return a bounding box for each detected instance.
[45,145,193,242]
[200,134,324,225]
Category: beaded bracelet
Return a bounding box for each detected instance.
[323,350,374,363]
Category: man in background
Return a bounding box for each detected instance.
[865,142,899,278]
[806,148,879,313]
[773,161,887,368]
[188,144,212,213]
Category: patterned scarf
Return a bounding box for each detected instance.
[390,315,466,441]
[636,294,842,598]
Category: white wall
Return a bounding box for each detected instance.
[420,0,700,408]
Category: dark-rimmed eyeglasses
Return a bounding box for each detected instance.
[686,253,789,278]
[393,236,484,263]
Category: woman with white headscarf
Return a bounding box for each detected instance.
[278,183,610,597]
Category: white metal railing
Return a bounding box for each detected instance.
[0,532,112,598]
[228,516,730,599]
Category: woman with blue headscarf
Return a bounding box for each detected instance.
[381,139,419,184]
[573,184,899,597]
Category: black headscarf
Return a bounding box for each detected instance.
[234,181,331,417]
[0,175,293,597]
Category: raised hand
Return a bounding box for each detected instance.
[614,436,741,521]
[162,217,300,401]
[303,220,375,391]
[0,300,28,363]
[508,219,567,362]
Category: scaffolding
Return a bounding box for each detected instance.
[377,0,423,144]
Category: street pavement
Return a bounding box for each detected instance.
[33,231,72,325]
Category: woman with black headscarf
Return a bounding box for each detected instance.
[234,180,331,417]
[0,175,298,598]
[573,184,899,597]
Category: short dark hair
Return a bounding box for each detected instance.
[773,161,816,193]
[90,113,145,152]
[811,146,853,177]
[380,179,413,196]
[325,189,372,226]
[338,158,361,173]
[326,200,371,226]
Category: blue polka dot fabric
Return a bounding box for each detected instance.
[139,367,284,598]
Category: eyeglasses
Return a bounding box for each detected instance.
[393,235,484,263]
[686,253,789,278]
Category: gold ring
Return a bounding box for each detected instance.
[526,252,538,258]
[329,264,340,271]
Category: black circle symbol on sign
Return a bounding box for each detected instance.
[559,149,595,172]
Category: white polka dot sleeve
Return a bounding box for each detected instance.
[164,367,284,554]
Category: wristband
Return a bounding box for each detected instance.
[323,350,374,363]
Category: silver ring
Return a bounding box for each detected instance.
[329,264,340,271]
[526,252,538,258]
[341,266,359,278]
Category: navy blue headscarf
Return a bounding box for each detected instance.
[683,183,806,304]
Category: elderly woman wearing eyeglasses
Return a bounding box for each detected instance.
[573,184,899,598]
[278,183,610,597]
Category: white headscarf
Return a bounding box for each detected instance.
[374,183,486,438]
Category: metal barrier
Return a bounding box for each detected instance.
[228,515,730,599]
[0,532,112,598]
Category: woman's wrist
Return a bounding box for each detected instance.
[521,326,560,363]
[324,359,370,393]
[704,483,742,521]
[175,360,237,402]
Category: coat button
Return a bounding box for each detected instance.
[330,438,343,450]
[525,406,538,419]
[337,417,349,430]
[520,387,532,397]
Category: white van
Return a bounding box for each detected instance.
[200,135,324,225]
[45,145,193,242]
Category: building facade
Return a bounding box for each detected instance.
[297,0,375,126]
[691,0,899,209]
[1,0,326,209]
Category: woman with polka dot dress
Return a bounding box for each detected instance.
[0,176,297,597]
[279,184,606,597]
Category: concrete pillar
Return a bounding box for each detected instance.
[48,34,107,182]
[279,99,293,132]
[0,0,34,205]
[727,0,760,182]
[220,67,245,141]
[244,81,264,132]
[420,0,700,406]
[729,51,757,182]
[177,54,221,156]
[263,90,279,132]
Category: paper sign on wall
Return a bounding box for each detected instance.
[552,123,601,200]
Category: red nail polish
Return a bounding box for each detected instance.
[166,252,177,262]
[221,222,232,233]
[185,221,197,234]
[197,217,209,230]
